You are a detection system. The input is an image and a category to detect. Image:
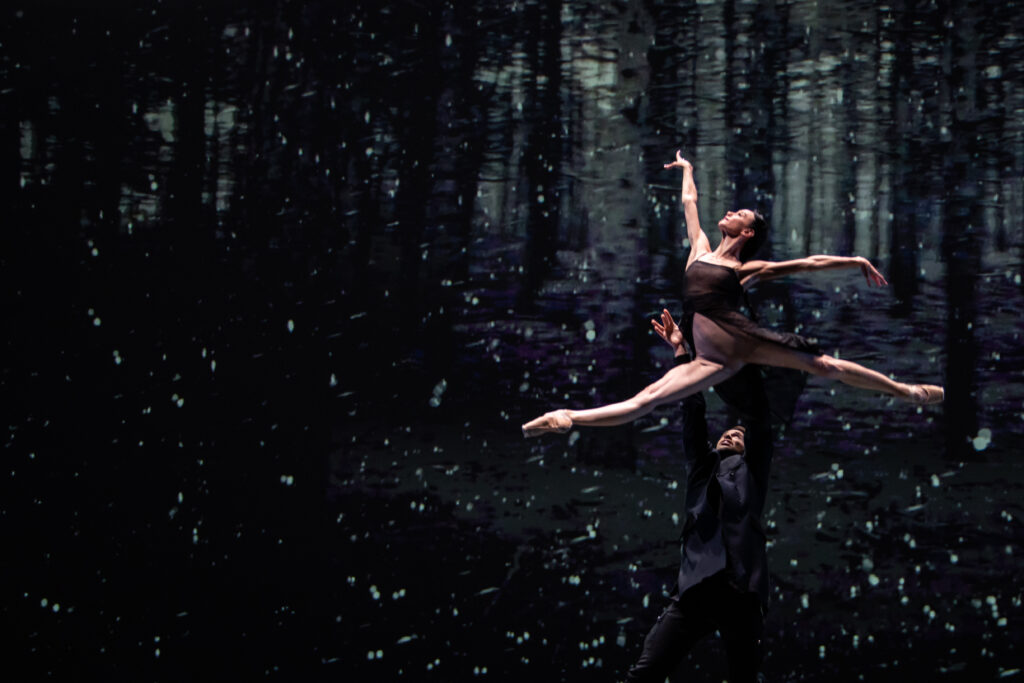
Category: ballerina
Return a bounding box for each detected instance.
[522,151,943,437]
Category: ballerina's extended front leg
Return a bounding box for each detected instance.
[522,357,736,437]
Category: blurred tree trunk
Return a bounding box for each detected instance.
[168,4,211,238]
[940,2,982,458]
[517,0,564,307]
[869,4,888,263]
[886,0,919,308]
[94,18,128,237]
[395,10,442,334]
[642,0,699,266]
[837,7,859,257]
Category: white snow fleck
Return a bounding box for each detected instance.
[429,379,447,408]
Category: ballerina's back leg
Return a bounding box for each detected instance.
[709,314,940,402]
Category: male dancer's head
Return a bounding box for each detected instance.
[715,426,746,455]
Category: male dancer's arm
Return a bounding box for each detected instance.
[652,308,710,456]
[727,365,774,509]
[677,354,711,458]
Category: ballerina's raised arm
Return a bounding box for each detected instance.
[663,150,710,269]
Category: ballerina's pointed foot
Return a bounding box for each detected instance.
[522,409,573,438]
[904,384,945,405]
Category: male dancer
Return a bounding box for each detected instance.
[624,310,772,682]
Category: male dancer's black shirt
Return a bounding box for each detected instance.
[673,360,772,610]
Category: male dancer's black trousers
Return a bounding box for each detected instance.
[625,572,764,682]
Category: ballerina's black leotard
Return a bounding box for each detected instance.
[681,259,819,422]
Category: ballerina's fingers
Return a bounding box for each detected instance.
[862,262,888,287]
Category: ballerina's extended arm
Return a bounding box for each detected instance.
[737,254,888,290]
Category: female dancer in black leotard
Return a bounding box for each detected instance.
[522,152,943,437]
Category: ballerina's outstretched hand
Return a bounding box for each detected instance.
[858,257,888,287]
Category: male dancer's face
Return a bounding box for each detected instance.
[716,427,746,455]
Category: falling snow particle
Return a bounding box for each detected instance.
[429,379,447,408]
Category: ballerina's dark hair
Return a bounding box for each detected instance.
[739,211,768,262]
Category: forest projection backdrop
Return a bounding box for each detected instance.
[3,0,1024,680]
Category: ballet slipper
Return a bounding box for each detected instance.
[522,409,573,438]
[904,384,944,405]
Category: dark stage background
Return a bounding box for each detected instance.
[3,0,1024,680]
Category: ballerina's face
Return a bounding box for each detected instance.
[718,209,756,236]
[716,426,746,455]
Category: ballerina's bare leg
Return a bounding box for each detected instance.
[742,330,942,403]
[521,357,739,437]
[522,314,744,437]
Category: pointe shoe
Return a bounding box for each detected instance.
[522,409,573,438]
[905,384,944,405]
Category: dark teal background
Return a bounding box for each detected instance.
[2,0,1023,680]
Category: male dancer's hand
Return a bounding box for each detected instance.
[651,309,687,356]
